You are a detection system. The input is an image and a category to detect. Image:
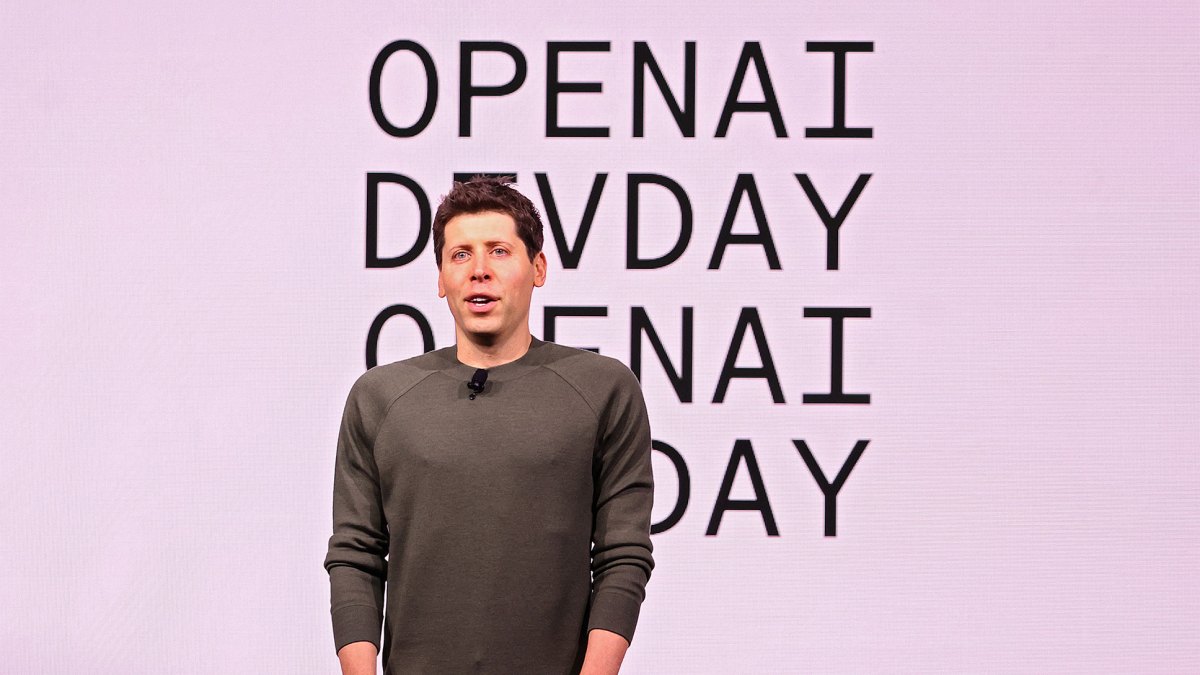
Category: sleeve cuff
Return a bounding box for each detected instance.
[331,604,382,655]
[586,587,644,644]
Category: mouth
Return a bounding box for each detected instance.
[465,294,497,313]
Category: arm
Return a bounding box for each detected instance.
[323,378,390,668]
[586,365,655,662]
[337,641,378,675]
[580,628,630,675]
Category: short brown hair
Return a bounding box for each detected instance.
[431,175,544,268]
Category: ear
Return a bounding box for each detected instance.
[437,270,446,298]
[533,251,547,288]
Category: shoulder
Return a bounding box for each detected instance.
[347,346,454,410]
[537,342,644,411]
[540,342,638,385]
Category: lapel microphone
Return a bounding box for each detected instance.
[467,368,488,400]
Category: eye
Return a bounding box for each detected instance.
[492,247,508,256]
[451,250,468,261]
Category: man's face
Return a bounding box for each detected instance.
[437,211,547,346]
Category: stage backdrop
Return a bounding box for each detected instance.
[2,1,1197,672]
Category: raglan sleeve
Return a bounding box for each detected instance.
[322,376,390,655]
[587,363,655,643]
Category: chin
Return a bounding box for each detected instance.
[462,322,503,342]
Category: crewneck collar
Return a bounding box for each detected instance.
[444,336,549,383]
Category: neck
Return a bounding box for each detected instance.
[455,327,534,369]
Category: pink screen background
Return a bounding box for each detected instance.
[2,1,1197,672]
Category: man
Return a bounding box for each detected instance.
[324,176,655,674]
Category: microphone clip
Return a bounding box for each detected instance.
[467,368,488,400]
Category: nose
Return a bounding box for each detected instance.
[470,253,492,281]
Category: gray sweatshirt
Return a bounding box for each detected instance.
[323,338,655,673]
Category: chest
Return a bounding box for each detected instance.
[372,373,600,493]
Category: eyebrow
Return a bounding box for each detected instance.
[450,239,514,248]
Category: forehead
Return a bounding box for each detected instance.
[443,211,519,243]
